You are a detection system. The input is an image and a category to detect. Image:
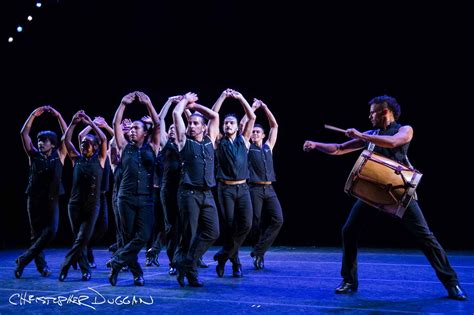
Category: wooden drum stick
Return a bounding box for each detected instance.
[324,124,346,134]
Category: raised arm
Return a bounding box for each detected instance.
[231,90,256,142]
[187,102,219,144]
[20,107,46,156]
[136,91,160,154]
[345,126,413,149]
[113,92,135,152]
[259,100,278,150]
[173,93,198,151]
[211,89,233,113]
[78,125,93,146]
[63,111,84,163]
[82,113,108,168]
[159,95,182,148]
[45,106,68,163]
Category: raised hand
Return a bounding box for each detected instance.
[93,116,107,128]
[136,91,152,105]
[223,89,234,97]
[121,118,132,131]
[72,110,85,124]
[184,92,198,103]
[141,115,153,124]
[81,112,93,125]
[121,92,136,106]
[231,90,242,99]
[169,95,183,103]
[252,98,262,109]
[33,106,47,117]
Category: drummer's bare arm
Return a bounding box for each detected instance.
[303,139,364,155]
[346,126,413,149]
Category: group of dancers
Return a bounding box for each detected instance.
[14,90,467,300]
[15,89,283,288]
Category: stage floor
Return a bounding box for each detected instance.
[1,246,472,314]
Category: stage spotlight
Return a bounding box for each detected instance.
[36,2,42,8]
[8,37,14,43]
[28,16,33,21]
[17,26,23,32]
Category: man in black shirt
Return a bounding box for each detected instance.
[59,111,107,282]
[242,99,283,270]
[172,92,220,287]
[211,89,256,278]
[303,95,467,301]
[16,106,68,278]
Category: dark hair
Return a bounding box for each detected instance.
[82,134,100,147]
[138,120,153,133]
[253,123,265,133]
[369,95,401,120]
[224,113,239,121]
[190,113,208,125]
[37,130,58,146]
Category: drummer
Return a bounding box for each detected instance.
[303,95,467,301]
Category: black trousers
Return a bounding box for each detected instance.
[146,187,166,257]
[113,193,154,277]
[87,191,108,262]
[175,186,219,273]
[341,199,459,288]
[18,195,59,270]
[249,184,284,257]
[216,182,252,265]
[111,190,124,249]
[160,181,180,266]
[63,198,99,273]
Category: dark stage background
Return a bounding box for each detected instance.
[1,1,472,250]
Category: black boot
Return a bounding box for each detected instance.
[58,263,70,282]
[106,260,121,286]
[232,263,243,278]
[197,257,208,268]
[186,270,204,287]
[335,281,358,294]
[446,284,468,301]
[213,253,227,278]
[252,255,264,270]
[14,257,27,279]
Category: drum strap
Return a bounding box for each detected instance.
[367,129,379,152]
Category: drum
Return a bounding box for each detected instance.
[344,150,423,218]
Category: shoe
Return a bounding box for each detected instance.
[134,276,145,286]
[213,253,226,278]
[88,261,97,269]
[335,281,358,294]
[253,255,264,270]
[14,258,26,279]
[145,257,153,267]
[82,272,91,281]
[176,264,186,287]
[446,284,468,301]
[232,264,243,278]
[106,260,121,286]
[169,267,177,276]
[186,272,204,287]
[108,243,118,253]
[121,265,129,272]
[39,266,51,277]
[58,264,70,282]
[198,257,209,268]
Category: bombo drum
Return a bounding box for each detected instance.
[344,150,422,218]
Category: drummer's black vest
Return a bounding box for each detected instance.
[368,122,412,167]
